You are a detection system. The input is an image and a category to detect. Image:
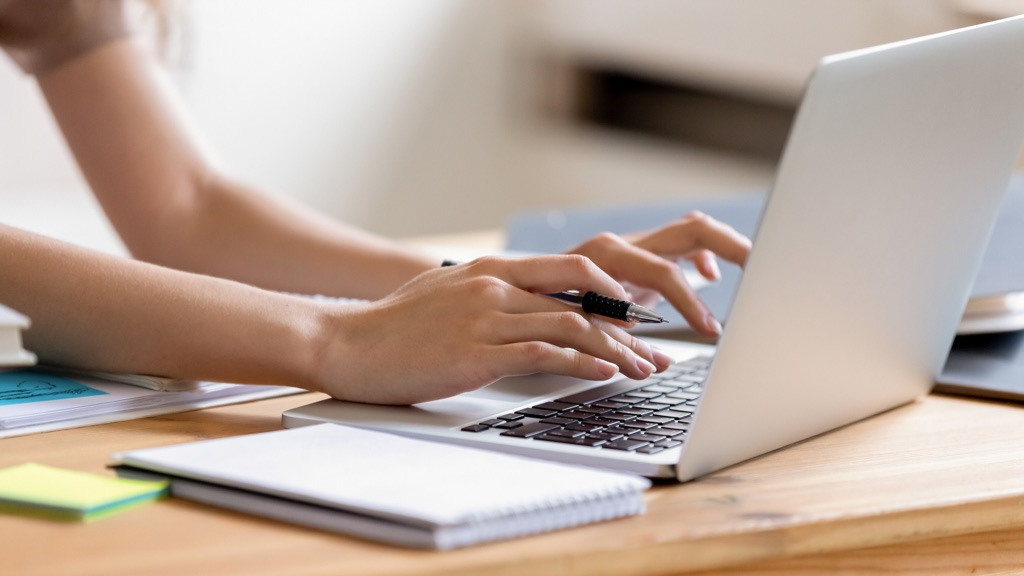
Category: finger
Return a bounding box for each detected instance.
[466,255,630,301]
[448,275,639,337]
[588,236,722,337]
[457,276,620,319]
[482,341,622,382]
[588,315,675,371]
[688,249,722,281]
[489,310,661,379]
[634,212,751,267]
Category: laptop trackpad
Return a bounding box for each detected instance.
[459,373,600,403]
[403,374,605,424]
[286,374,606,429]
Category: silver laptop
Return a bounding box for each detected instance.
[284,16,1024,481]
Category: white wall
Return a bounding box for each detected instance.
[176,0,526,237]
[0,61,82,191]
[1,1,1005,247]
[0,0,525,241]
[0,55,124,253]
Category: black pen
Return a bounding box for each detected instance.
[547,290,667,324]
[441,259,667,324]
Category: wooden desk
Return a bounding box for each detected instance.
[3,230,1024,574]
[2,389,1024,576]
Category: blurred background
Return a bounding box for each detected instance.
[2,0,1022,252]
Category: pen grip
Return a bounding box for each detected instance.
[581,291,631,321]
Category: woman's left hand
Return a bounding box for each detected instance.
[567,211,751,337]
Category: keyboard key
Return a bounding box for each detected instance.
[603,413,637,422]
[587,431,625,442]
[642,371,671,380]
[637,416,673,425]
[642,384,681,394]
[647,397,686,407]
[558,380,649,405]
[678,356,713,368]
[592,400,629,410]
[565,422,604,433]
[516,407,559,418]
[498,413,525,421]
[461,424,490,433]
[658,370,691,381]
[558,410,598,421]
[654,409,693,419]
[623,391,661,399]
[500,421,560,438]
[576,405,612,415]
[535,433,607,447]
[603,439,650,452]
[534,401,576,412]
[617,407,655,417]
[493,421,523,429]
[540,417,578,426]
[480,419,504,427]
[627,433,663,443]
[662,422,691,432]
[647,427,685,438]
[610,395,645,405]
[620,421,657,431]
[654,439,683,449]
[547,428,585,438]
[667,391,702,401]
[637,445,666,455]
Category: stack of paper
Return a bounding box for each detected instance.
[0,370,300,438]
[0,303,298,436]
[0,463,167,522]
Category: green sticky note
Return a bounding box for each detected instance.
[0,463,168,522]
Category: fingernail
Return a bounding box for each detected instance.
[652,347,673,370]
[706,314,722,336]
[708,259,721,280]
[597,359,619,379]
[635,356,656,377]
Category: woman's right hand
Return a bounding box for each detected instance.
[312,255,674,405]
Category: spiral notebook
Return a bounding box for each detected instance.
[112,424,649,550]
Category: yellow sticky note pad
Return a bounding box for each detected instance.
[0,463,168,522]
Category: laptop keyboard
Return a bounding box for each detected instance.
[460,355,711,455]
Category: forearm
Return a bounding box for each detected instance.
[1,224,329,388]
[37,38,433,299]
[121,172,436,299]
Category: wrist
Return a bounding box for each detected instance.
[303,300,363,399]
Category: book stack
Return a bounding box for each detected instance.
[0,303,300,438]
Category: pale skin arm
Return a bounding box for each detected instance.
[2,224,326,388]
[4,36,751,404]
[37,38,434,300]
[0,226,668,403]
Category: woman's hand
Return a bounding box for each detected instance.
[314,255,674,405]
[568,211,751,337]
